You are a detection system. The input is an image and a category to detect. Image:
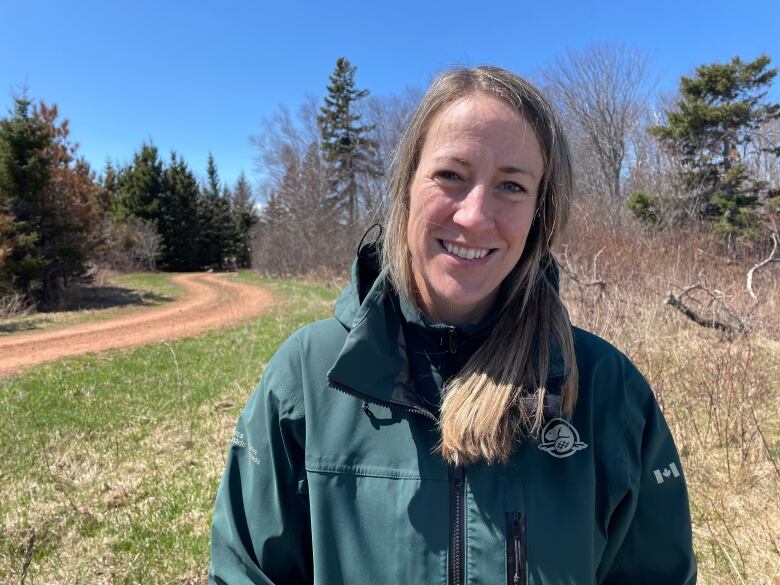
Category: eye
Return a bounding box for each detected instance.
[499,181,526,194]
[435,170,462,182]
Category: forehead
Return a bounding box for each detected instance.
[420,94,543,174]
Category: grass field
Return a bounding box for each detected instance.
[0,272,183,337]
[0,273,337,584]
[1,263,778,583]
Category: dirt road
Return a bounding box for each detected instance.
[0,273,273,377]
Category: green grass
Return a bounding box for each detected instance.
[0,271,183,336]
[0,276,339,583]
[110,271,184,302]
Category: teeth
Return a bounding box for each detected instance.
[442,241,490,260]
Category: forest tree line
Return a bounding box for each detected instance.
[1,46,779,307]
[0,99,257,304]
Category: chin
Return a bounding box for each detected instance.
[434,282,497,314]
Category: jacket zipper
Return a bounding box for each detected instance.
[448,327,458,353]
[448,465,465,585]
[328,379,436,421]
[505,511,527,585]
[444,326,464,585]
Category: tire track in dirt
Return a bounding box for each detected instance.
[0,273,273,377]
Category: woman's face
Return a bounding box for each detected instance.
[407,93,544,326]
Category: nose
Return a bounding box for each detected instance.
[451,183,495,232]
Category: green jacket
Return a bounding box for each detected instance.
[209,243,697,584]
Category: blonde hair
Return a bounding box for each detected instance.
[382,66,579,465]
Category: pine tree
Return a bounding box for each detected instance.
[317,57,378,225]
[0,98,101,302]
[231,172,257,268]
[649,55,780,240]
[160,152,199,270]
[0,97,52,294]
[98,160,120,215]
[117,143,165,222]
[196,153,235,269]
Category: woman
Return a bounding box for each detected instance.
[209,66,697,584]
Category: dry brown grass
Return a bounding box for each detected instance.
[0,290,31,320]
[559,198,780,584]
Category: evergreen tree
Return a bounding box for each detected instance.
[206,152,220,200]
[98,160,120,215]
[160,152,199,270]
[117,143,165,222]
[0,98,101,302]
[231,172,257,268]
[196,153,235,269]
[317,57,378,225]
[0,97,52,293]
[649,55,780,239]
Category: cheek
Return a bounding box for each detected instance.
[408,191,450,244]
[423,193,457,230]
[499,205,537,251]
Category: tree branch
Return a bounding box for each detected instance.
[746,231,779,301]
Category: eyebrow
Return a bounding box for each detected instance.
[435,156,538,179]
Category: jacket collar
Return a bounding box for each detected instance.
[328,240,567,417]
[329,261,433,416]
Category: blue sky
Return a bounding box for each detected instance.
[2,0,778,193]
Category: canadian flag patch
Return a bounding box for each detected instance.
[653,462,681,484]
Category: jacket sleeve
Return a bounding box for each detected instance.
[597,370,697,585]
[209,341,312,584]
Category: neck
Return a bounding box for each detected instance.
[413,286,499,327]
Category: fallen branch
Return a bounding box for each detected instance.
[746,231,779,301]
[664,283,749,335]
[665,293,740,333]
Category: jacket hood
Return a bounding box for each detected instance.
[333,236,384,331]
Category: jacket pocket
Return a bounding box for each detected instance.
[506,510,527,585]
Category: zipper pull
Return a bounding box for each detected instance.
[361,401,375,418]
[508,511,526,585]
[448,328,458,354]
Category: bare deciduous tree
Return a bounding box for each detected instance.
[96,217,161,272]
[361,88,421,221]
[540,43,651,202]
[745,117,780,193]
[251,90,421,276]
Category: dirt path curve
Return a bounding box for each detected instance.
[0,273,273,377]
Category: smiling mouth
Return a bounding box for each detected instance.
[438,239,496,260]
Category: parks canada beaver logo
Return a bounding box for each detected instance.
[538,418,588,458]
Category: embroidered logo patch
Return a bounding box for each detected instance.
[538,418,588,458]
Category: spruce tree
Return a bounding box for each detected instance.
[196,153,235,269]
[160,152,199,270]
[117,143,164,222]
[318,57,378,225]
[0,97,52,294]
[0,98,102,301]
[649,55,780,239]
[232,172,257,268]
[99,160,120,215]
